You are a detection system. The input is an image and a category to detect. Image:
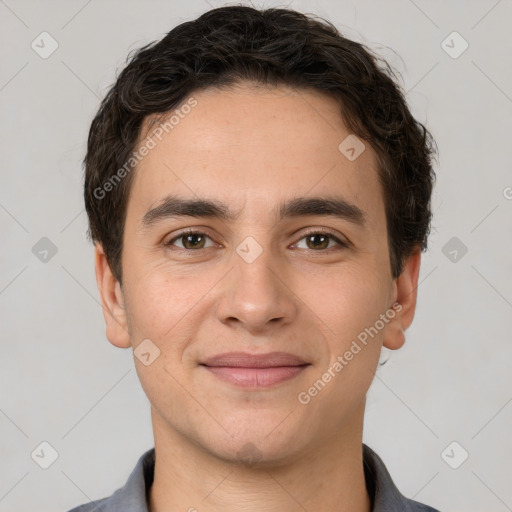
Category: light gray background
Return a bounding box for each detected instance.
[1,0,511,511]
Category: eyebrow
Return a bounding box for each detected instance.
[139,194,366,231]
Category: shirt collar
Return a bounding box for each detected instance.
[92,443,434,511]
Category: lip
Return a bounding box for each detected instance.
[201,351,309,368]
[200,351,310,389]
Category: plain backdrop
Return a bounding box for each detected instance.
[1,1,511,511]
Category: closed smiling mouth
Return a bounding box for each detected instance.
[199,351,311,388]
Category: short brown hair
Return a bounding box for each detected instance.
[84,5,437,284]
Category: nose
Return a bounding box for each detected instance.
[215,240,298,335]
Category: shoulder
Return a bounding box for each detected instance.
[403,496,442,511]
[362,444,442,512]
[64,497,109,512]
[62,447,155,512]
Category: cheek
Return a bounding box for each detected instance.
[124,268,202,418]
[299,270,386,411]
[307,263,389,341]
[123,261,202,340]
[310,268,389,404]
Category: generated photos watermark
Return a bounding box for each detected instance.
[93,96,198,200]
[298,301,402,405]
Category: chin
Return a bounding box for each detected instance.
[211,439,304,469]
[201,414,310,468]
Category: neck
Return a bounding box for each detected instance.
[148,403,371,512]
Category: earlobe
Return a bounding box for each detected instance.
[382,248,421,351]
[94,243,131,348]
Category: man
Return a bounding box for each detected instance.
[71,5,440,511]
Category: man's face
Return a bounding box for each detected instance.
[97,83,415,464]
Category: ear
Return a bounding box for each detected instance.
[94,243,131,348]
[382,248,422,350]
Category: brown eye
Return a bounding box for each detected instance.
[295,231,348,251]
[166,231,214,250]
[305,233,330,250]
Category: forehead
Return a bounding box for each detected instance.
[127,83,385,230]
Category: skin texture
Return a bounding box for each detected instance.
[95,82,421,512]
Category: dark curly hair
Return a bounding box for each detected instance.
[84,5,437,285]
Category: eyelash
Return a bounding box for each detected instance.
[164,228,349,253]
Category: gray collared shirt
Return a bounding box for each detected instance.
[66,444,441,511]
